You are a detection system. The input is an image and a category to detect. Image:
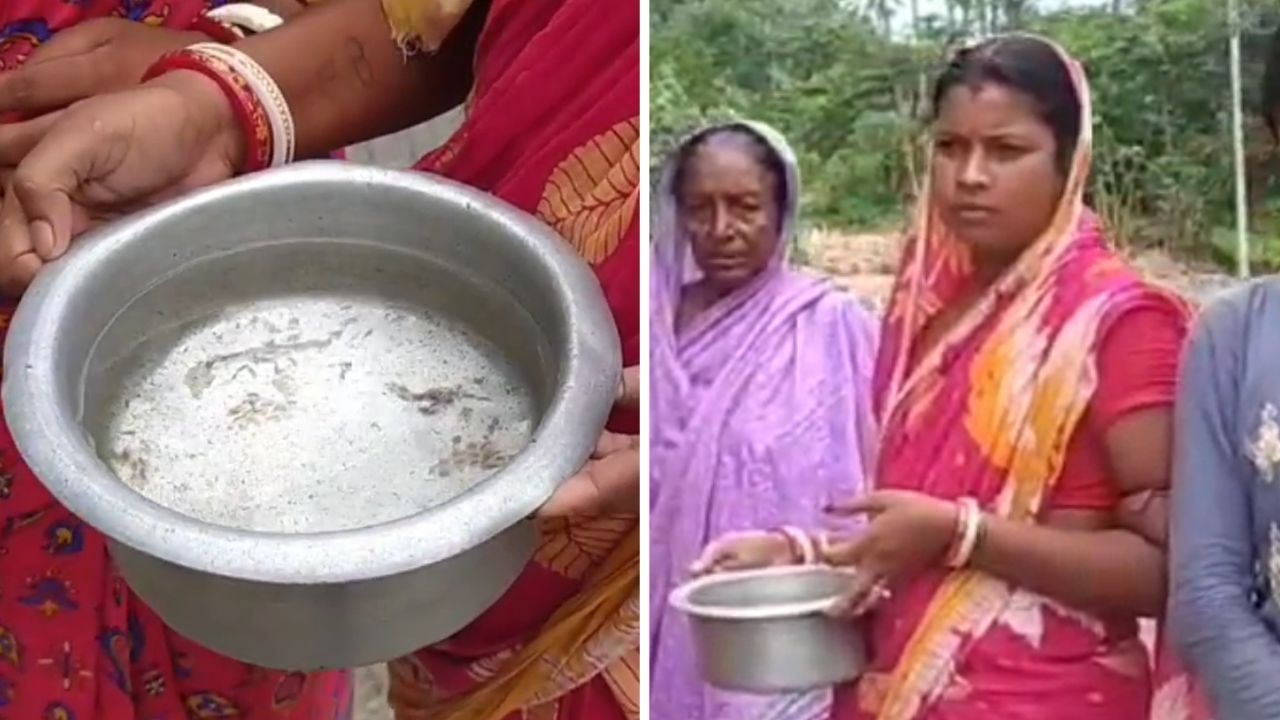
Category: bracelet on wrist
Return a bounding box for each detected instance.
[770,528,801,564]
[945,497,984,569]
[773,525,816,565]
[142,52,271,173]
[142,44,295,174]
[186,43,295,167]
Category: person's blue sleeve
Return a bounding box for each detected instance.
[1171,291,1280,718]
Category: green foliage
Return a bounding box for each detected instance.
[652,0,1280,267]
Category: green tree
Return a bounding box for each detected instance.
[653,0,1280,267]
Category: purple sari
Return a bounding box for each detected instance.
[649,122,879,720]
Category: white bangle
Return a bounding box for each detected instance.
[947,497,983,569]
[777,526,816,565]
[186,42,296,168]
[206,3,285,35]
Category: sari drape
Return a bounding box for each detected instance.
[649,122,878,720]
[842,36,1190,720]
[383,0,640,718]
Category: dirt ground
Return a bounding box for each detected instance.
[804,228,1241,307]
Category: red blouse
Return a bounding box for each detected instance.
[1047,300,1190,510]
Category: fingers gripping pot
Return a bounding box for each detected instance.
[2,161,621,670]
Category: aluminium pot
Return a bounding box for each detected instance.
[669,565,867,693]
[2,160,621,670]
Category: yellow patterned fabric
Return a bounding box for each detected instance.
[536,118,641,265]
[380,0,639,715]
[380,0,474,53]
[387,520,639,720]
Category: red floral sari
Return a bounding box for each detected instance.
[384,0,640,718]
[0,0,218,70]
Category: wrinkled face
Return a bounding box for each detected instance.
[678,139,780,292]
[931,82,1068,264]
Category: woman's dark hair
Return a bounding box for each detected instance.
[671,125,789,216]
[1262,25,1280,141]
[931,36,1081,174]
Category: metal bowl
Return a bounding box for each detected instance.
[669,565,867,693]
[2,160,621,670]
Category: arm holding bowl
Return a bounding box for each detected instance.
[0,0,486,294]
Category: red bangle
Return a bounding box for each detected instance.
[142,51,272,173]
[188,15,242,44]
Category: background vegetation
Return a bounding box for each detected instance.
[651,0,1280,269]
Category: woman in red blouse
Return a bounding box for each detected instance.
[695,34,1187,720]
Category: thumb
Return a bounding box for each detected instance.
[11,176,75,261]
[688,535,741,576]
[0,183,43,296]
[9,120,98,261]
[591,430,638,459]
[535,447,639,518]
[615,365,640,408]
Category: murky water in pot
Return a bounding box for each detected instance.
[84,242,542,533]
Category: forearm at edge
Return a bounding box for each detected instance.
[235,0,485,157]
[1173,561,1280,717]
[972,518,1166,617]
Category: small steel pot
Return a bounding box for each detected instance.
[669,565,867,693]
[3,161,621,670]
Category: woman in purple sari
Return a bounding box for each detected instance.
[649,121,880,719]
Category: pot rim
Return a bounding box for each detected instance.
[2,161,621,585]
[669,564,859,621]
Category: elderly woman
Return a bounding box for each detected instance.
[649,121,879,720]
[694,35,1190,720]
[1157,23,1280,720]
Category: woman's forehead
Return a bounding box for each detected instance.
[681,142,774,188]
[934,82,1048,133]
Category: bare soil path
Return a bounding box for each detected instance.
[803,229,1241,309]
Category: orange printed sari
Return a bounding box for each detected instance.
[839,36,1187,720]
[381,0,640,718]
